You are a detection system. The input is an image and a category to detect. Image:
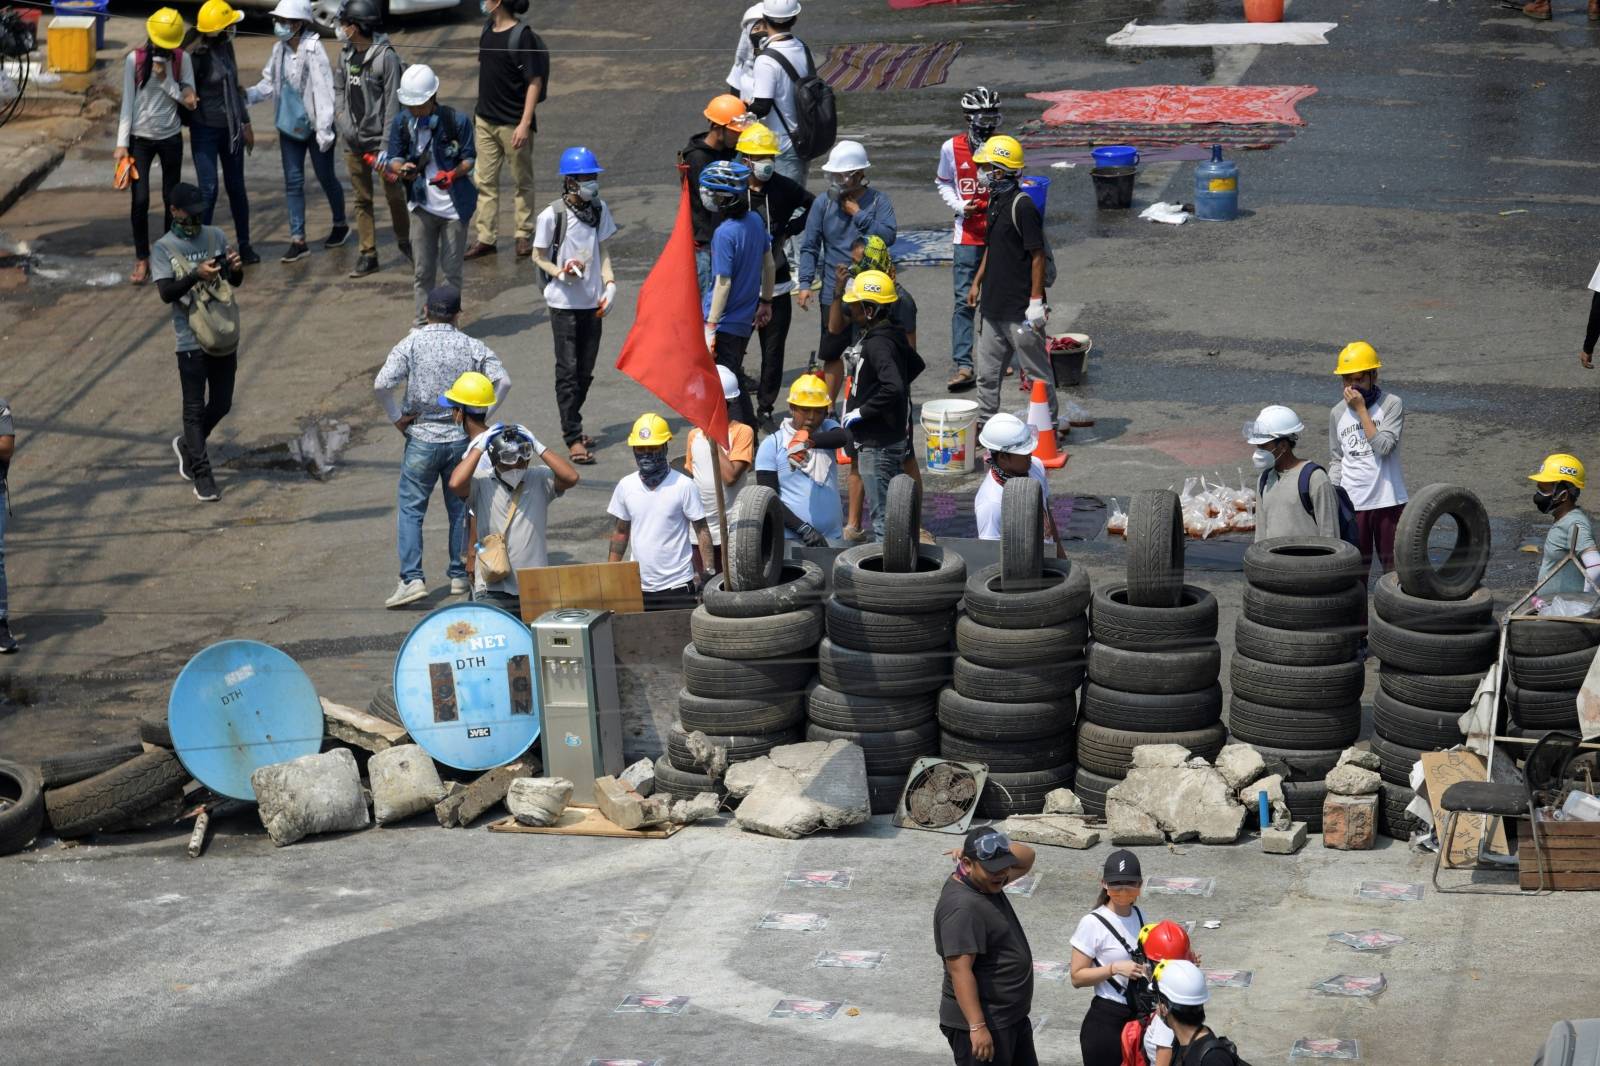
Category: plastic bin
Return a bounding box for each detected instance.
[1091,145,1139,168]
[1091,166,1137,210]
[1019,175,1050,218]
[52,0,106,50]
[47,16,95,74]
[921,398,979,474]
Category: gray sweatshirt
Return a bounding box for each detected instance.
[334,35,403,153]
[117,50,196,147]
[1256,461,1342,541]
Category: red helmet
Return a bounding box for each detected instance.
[1139,920,1191,962]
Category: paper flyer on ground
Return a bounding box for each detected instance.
[758,912,829,932]
[1313,974,1387,998]
[1032,960,1069,981]
[613,995,689,1015]
[1357,880,1423,902]
[1004,871,1040,897]
[769,998,844,1020]
[1329,929,1406,952]
[1291,1038,1361,1059]
[815,950,887,969]
[1145,875,1216,897]
[1204,969,1252,988]
[784,869,854,890]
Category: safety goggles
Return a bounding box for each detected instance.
[968,829,1011,861]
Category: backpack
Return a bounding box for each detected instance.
[1009,193,1058,290]
[763,41,837,161]
[1178,1032,1251,1066]
[1258,461,1358,545]
[170,247,240,356]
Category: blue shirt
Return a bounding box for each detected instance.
[704,211,770,339]
[795,188,898,303]
[756,419,844,540]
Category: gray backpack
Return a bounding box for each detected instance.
[170,251,240,356]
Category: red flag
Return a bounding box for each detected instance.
[616,181,730,450]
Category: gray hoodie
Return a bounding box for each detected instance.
[334,34,402,153]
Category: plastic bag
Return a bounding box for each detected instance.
[1106,497,1128,537]
[1541,593,1600,619]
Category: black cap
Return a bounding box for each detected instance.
[1103,849,1142,884]
[962,826,1022,874]
[426,285,461,317]
[170,182,207,215]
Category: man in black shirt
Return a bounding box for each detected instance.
[680,94,749,298]
[737,121,813,426]
[934,827,1038,1066]
[466,0,547,260]
[839,269,923,542]
[188,1,258,265]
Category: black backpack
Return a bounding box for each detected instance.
[1257,461,1358,546]
[1091,908,1156,1015]
[763,42,837,161]
[1178,1032,1251,1066]
[1009,193,1057,290]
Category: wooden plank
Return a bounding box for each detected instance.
[598,562,645,614]
[516,562,642,622]
[483,807,681,839]
[1519,854,1600,874]
[1520,818,1600,838]
[1520,869,1600,891]
[516,567,563,622]
[1424,750,1510,867]
[321,697,409,753]
[559,563,605,610]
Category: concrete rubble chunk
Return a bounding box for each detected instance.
[1130,743,1192,769]
[684,730,729,780]
[1338,746,1382,773]
[997,813,1100,849]
[668,791,721,824]
[596,774,650,830]
[1109,763,1246,844]
[1325,764,1382,796]
[1214,744,1268,791]
[726,740,870,839]
[436,758,537,828]
[252,747,369,847]
[368,743,447,825]
[1042,788,1084,816]
[1106,798,1164,846]
[1323,792,1379,850]
[1262,821,1308,855]
[1238,772,1284,811]
[619,757,657,797]
[505,777,574,827]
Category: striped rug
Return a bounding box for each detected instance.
[817,41,963,92]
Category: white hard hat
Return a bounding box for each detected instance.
[1244,404,1304,445]
[717,366,741,400]
[270,0,313,20]
[1154,959,1209,1007]
[978,412,1038,455]
[821,139,870,174]
[741,3,764,25]
[397,64,440,106]
[760,0,801,19]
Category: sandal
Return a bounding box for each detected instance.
[568,441,596,465]
[579,434,598,448]
[129,259,150,285]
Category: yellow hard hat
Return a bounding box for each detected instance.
[628,412,673,447]
[972,134,1024,170]
[736,122,780,158]
[1528,453,1586,490]
[787,373,830,408]
[842,269,898,305]
[146,7,188,50]
[196,0,243,34]
[1334,340,1382,376]
[440,371,496,410]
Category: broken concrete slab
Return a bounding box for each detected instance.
[1130,744,1192,769]
[1110,760,1246,845]
[1238,772,1284,811]
[1338,746,1381,773]
[1106,798,1164,846]
[320,697,409,754]
[369,744,447,825]
[1215,743,1268,791]
[596,774,654,830]
[1042,788,1084,816]
[1325,764,1381,796]
[1324,793,1379,850]
[1263,821,1308,855]
[619,757,657,797]
[997,813,1100,849]
[252,747,369,847]
[506,777,574,827]
[436,758,538,828]
[726,740,869,839]
[667,791,721,825]
[682,729,729,780]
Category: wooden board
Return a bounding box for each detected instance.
[1520,869,1600,891]
[517,562,645,622]
[483,806,681,839]
[1423,750,1510,867]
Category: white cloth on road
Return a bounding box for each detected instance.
[1139,201,1190,225]
[1106,20,1337,47]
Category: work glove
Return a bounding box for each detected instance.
[796,522,828,548]
[429,169,455,190]
[561,258,586,279]
[1025,297,1047,331]
[598,281,617,317]
[468,423,506,453]
[511,423,546,459]
[785,428,812,468]
[704,323,718,350]
[841,408,862,428]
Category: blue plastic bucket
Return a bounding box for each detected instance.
[53,0,106,49]
[1092,145,1139,169]
[1019,175,1050,218]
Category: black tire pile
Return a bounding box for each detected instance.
[814,476,963,814]
[1505,620,1600,740]
[1,734,193,856]
[1228,535,1367,832]
[666,487,819,801]
[942,477,1085,818]
[1368,485,1495,839]
[1079,490,1225,816]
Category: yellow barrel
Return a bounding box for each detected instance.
[47,16,96,74]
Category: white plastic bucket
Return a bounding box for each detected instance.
[921,398,980,474]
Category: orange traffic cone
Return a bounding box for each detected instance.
[1028,378,1066,469]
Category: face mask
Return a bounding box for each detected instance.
[699,189,723,213]
[750,159,774,182]
[636,450,670,489]
[749,29,769,51]
[497,465,526,488]
[1356,384,1381,406]
[335,25,350,41]
[575,180,600,202]
[986,455,1024,483]
[272,21,293,39]
[1535,488,1562,514]
[1251,448,1277,472]
[151,47,173,61]
[173,218,201,239]
[976,168,993,189]
[480,0,493,13]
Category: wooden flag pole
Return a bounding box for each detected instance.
[712,440,730,571]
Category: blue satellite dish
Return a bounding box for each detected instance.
[168,640,325,801]
[392,602,541,770]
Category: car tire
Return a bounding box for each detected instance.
[1506,680,1580,731]
[1074,720,1227,778]
[1090,583,1218,650]
[1368,613,1498,675]
[1126,489,1184,607]
[689,604,822,660]
[882,474,922,574]
[1372,573,1494,634]
[869,773,906,816]
[1380,782,1422,841]
[1088,641,1220,695]
[818,637,950,698]
[825,597,955,654]
[725,485,785,592]
[1243,536,1363,595]
[138,714,175,748]
[1242,581,1367,632]
[677,688,806,735]
[0,758,46,856]
[666,722,804,773]
[43,749,189,839]
[1225,697,1360,750]
[1233,617,1360,667]
[805,720,939,776]
[832,544,967,614]
[1073,767,1120,817]
[977,762,1077,818]
[654,756,727,801]
[1506,617,1600,658]
[1000,475,1045,591]
[963,559,1090,629]
[952,655,1085,703]
[1079,682,1223,732]
[39,742,147,789]
[1393,483,1491,601]
[702,560,826,618]
[1369,734,1424,787]
[956,613,1085,669]
[1376,663,1486,714]
[805,682,937,732]
[1508,645,1599,693]
[936,688,1077,742]
[1229,653,1365,711]
[1281,779,1326,832]
[1245,744,1343,782]
[1371,688,1465,750]
[939,729,1076,774]
[681,644,814,700]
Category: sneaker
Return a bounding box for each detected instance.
[323,224,351,248]
[397,240,414,264]
[238,245,261,266]
[450,576,469,595]
[348,253,379,278]
[281,240,310,263]
[193,473,220,502]
[0,619,16,654]
[172,435,193,481]
[514,237,532,258]
[842,524,868,544]
[385,578,428,609]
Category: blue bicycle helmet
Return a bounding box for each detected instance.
[558,146,605,176]
[698,159,752,194]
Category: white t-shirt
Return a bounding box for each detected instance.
[1587,260,1600,292]
[413,124,458,221]
[607,470,705,592]
[1145,1015,1176,1064]
[1333,400,1406,511]
[750,36,809,153]
[974,461,1052,541]
[533,200,618,310]
[1069,905,1145,1004]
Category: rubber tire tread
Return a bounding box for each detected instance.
[689,604,823,660]
[977,762,1077,818]
[826,597,954,654]
[939,729,1076,773]
[1088,641,1220,695]
[869,773,906,816]
[805,720,939,775]
[726,485,785,592]
[39,742,147,789]
[703,560,826,618]
[138,715,175,748]
[666,723,804,773]
[882,474,922,575]
[677,689,806,735]
[1393,483,1491,601]
[1074,720,1227,778]
[1371,688,1465,750]
[805,683,937,732]
[1246,744,1343,781]
[1376,663,1486,714]
[1369,734,1424,786]
[1242,581,1367,632]
[653,756,727,801]
[1233,617,1359,668]
[937,687,1077,742]
[1090,583,1218,651]
[832,544,967,614]
[1372,573,1494,634]
[681,644,814,700]
[1243,536,1363,595]
[1380,782,1422,841]
[1506,617,1600,657]
[1507,646,1599,693]
[1281,779,1326,833]
[963,559,1090,629]
[1126,489,1184,607]
[0,758,45,856]
[957,613,1085,668]
[818,637,950,698]
[1225,697,1360,750]
[367,685,402,726]
[1506,680,1579,731]
[1368,612,1498,675]
[1074,767,1119,817]
[952,655,1085,703]
[1079,683,1223,732]
[1228,653,1365,711]
[43,749,189,839]
[1000,475,1045,591]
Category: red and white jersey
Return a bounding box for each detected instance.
[936,133,990,246]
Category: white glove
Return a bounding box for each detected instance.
[561,258,586,279]
[598,281,617,318]
[842,408,862,428]
[1025,298,1047,331]
[468,423,505,453]
[512,423,545,458]
[704,323,718,350]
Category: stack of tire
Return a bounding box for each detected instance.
[0,734,192,853]
[812,477,964,814]
[665,487,820,802]
[1368,485,1495,840]
[1079,489,1226,816]
[1228,535,1367,832]
[935,477,1086,818]
[1505,620,1600,740]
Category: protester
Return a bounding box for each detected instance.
[1527,453,1599,602]
[1148,960,1245,1066]
[187,0,258,266]
[247,0,347,263]
[438,370,498,445]
[465,0,547,260]
[117,8,198,285]
[796,139,897,392]
[1246,404,1341,541]
[607,414,714,611]
[1327,341,1407,577]
[933,826,1038,1066]
[755,373,846,546]
[968,135,1054,428]
[738,121,814,428]
[700,160,775,428]
[448,423,577,614]
[744,0,812,186]
[725,3,765,97]
[975,414,1065,557]
[0,397,16,653]
[681,95,749,297]
[387,65,477,329]
[1134,923,1199,1066]
[373,285,510,608]
[840,269,923,541]
[531,146,617,465]
[334,0,408,278]
[1069,850,1152,1066]
[936,86,1001,392]
[152,182,244,504]
[684,368,757,570]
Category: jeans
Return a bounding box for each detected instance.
[190,123,251,249]
[344,149,410,256]
[756,292,793,410]
[1356,502,1405,580]
[397,435,468,583]
[551,307,602,445]
[411,208,466,326]
[712,331,758,427]
[976,315,1055,424]
[695,244,713,301]
[176,349,237,479]
[472,116,535,245]
[856,436,909,540]
[130,133,184,260]
[278,135,346,240]
[773,146,807,189]
[0,484,8,621]
[950,243,983,372]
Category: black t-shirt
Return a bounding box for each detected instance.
[476,23,549,128]
[980,187,1044,321]
[933,874,1034,1029]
